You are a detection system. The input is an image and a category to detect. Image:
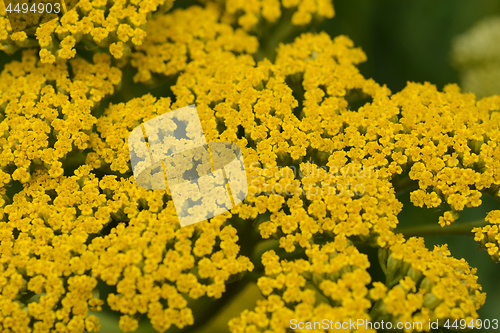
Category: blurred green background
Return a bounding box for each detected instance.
[323,0,500,93]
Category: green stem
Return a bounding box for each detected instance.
[392,175,418,196]
[394,219,487,237]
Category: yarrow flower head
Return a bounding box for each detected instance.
[0,49,121,184]
[1,1,500,332]
[0,0,175,63]
[129,3,259,84]
[205,0,334,30]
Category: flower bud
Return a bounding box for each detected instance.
[407,267,422,283]
[423,293,441,309]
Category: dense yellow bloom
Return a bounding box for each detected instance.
[0,0,175,63]
[230,238,374,333]
[392,83,500,226]
[0,164,253,332]
[378,237,485,329]
[130,3,259,84]
[1,1,500,332]
[209,0,334,30]
[89,94,172,174]
[0,50,121,184]
[230,235,485,332]
[473,210,500,262]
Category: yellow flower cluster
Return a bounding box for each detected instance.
[229,237,374,333]
[0,50,121,184]
[2,0,500,331]
[130,3,259,84]
[89,94,171,174]
[252,162,401,252]
[1,0,332,65]
[0,0,174,63]
[0,166,106,332]
[166,29,496,329]
[274,33,500,228]
[208,0,334,30]
[377,237,485,328]
[93,180,253,332]
[0,163,253,332]
[473,210,500,262]
[393,84,500,226]
[230,235,485,333]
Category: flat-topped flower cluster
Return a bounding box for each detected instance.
[0,1,499,332]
